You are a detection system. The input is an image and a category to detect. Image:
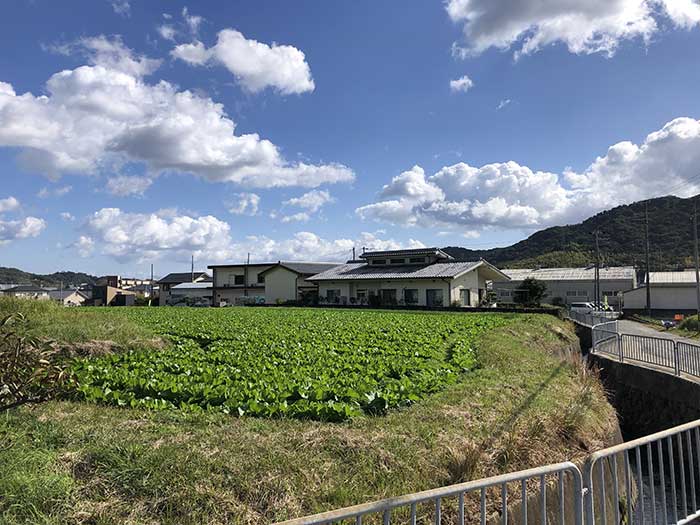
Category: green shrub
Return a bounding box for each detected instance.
[679,315,700,331]
[0,312,74,410]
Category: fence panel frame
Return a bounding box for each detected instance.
[275,462,584,525]
[584,419,700,525]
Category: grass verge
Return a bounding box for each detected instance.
[0,313,616,525]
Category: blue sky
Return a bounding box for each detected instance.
[2,0,700,277]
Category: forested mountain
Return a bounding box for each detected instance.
[444,195,699,270]
[0,267,97,287]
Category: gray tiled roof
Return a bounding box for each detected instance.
[308,261,484,281]
[360,247,453,259]
[648,271,699,284]
[274,262,339,275]
[157,272,211,284]
[4,285,49,293]
[502,266,636,281]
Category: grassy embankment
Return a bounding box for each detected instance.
[0,300,617,525]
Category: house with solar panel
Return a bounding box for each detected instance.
[306,248,509,307]
[492,267,637,307]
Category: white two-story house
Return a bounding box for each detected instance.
[307,248,508,307]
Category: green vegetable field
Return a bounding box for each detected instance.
[72,308,512,420]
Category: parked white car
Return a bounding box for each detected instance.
[569,302,597,313]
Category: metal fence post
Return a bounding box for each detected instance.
[618,334,622,362]
[674,341,680,376]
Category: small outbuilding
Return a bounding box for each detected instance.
[623,271,700,315]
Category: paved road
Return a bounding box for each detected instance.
[617,320,698,344]
[595,320,700,379]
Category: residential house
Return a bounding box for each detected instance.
[623,270,700,315]
[2,285,51,300]
[307,248,508,307]
[157,272,211,306]
[91,285,137,306]
[258,262,338,304]
[492,267,637,307]
[48,289,88,306]
[208,261,339,306]
[169,282,213,306]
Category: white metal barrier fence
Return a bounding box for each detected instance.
[591,325,700,378]
[567,311,620,328]
[275,420,700,525]
[276,462,584,525]
[585,419,700,525]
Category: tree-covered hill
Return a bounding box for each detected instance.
[0,267,97,287]
[444,194,698,270]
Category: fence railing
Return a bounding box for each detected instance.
[591,325,700,378]
[567,311,620,327]
[276,419,700,525]
[585,418,700,525]
[275,462,584,525]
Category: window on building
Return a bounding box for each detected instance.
[409,257,425,263]
[357,290,367,299]
[426,289,444,307]
[500,290,512,297]
[257,274,265,284]
[326,289,341,303]
[566,290,578,297]
[577,291,588,297]
[602,290,615,297]
[380,289,397,305]
[370,259,386,265]
[234,275,245,285]
[404,289,419,304]
[460,289,471,307]
[390,258,405,264]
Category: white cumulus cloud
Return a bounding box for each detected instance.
[283,189,334,212]
[172,29,315,95]
[0,217,46,244]
[228,192,260,216]
[446,0,700,58]
[450,75,474,93]
[106,176,154,197]
[75,207,424,264]
[357,116,700,232]
[0,196,19,213]
[0,37,352,189]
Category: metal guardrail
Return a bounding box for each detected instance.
[591,325,700,378]
[275,462,584,525]
[567,311,620,328]
[585,419,700,525]
[276,419,700,525]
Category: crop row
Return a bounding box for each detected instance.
[72,308,512,420]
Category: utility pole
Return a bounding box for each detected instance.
[244,252,250,297]
[150,263,154,304]
[594,229,601,309]
[191,254,195,282]
[645,201,652,317]
[693,200,700,326]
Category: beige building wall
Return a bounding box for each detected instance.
[264,267,299,304]
[213,265,272,288]
[623,285,699,310]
